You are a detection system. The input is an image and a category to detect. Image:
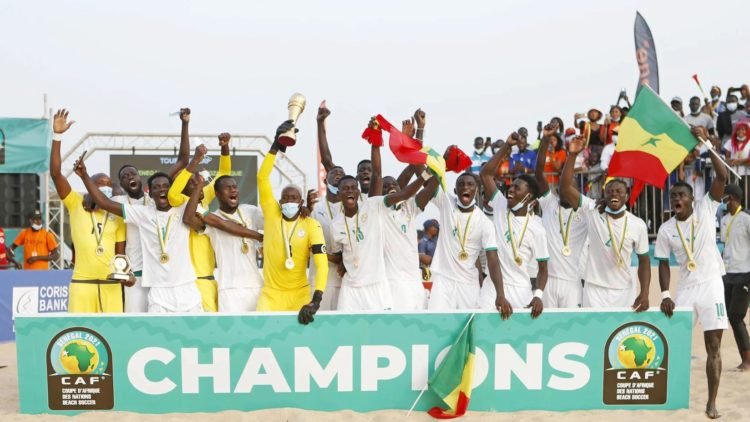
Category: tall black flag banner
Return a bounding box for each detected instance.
[634,12,659,94]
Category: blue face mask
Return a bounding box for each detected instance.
[281,202,300,219]
[327,183,338,195]
[605,206,626,215]
[719,202,728,213]
[99,186,113,198]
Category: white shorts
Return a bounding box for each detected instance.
[316,270,343,311]
[676,280,729,331]
[582,283,634,308]
[125,275,149,313]
[543,276,582,308]
[219,287,262,312]
[427,275,480,310]
[478,278,531,309]
[337,281,393,311]
[389,278,427,311]
[148,283,203,313]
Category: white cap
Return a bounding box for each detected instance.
[671,96,683,104]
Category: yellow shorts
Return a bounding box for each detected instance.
[256,285,311,311]
[196,278,218,312]
[68,280,124,313]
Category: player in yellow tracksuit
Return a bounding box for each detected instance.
[256,121,328,324]
[168,134,232,312]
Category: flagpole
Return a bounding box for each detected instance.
[405,313,476,417]
[698,136,741,179]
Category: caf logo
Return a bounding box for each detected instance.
[47,327,114,410]
[603,322,668,405]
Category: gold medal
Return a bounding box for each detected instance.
[561,245,571,256]
[514,256,523,266]
[458,250,469,261]
[687,260,697,272]
[159,253,169,264]
[95,245,105,256]
[285,257,295,270]
[241,242,250,254]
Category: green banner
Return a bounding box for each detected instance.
[0,118,51,173]
[16,310,692,414]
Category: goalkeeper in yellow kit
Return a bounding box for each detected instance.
[256,120,329,324]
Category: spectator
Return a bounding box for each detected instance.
[600,127,619,173]
[543,132,567,184]
[575,109,604,146]
[671,96,685,118]
[418,219,439,266]
[728,85,749,108]
[509,132,537,175]
[10,210,59,270]
[0,227,20,269]
[685,96,716,135]
[725,122,750,178]
[601,105,622,144]
[678,149,706,200]
[710,86,726,115]
[470,136,491,174]
[718,95,744,142]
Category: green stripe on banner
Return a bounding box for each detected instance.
[0,118,52,173]
[626,87,697,151]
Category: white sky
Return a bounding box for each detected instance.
[2,0,749,196]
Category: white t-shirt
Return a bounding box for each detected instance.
[724,139,750,176]
[122,202,196,288]
[655,195,725,287]
[600,144,616,171]
[720,208,750,273]
[330,196,389,287]
[382,197,422,282]
[112,194,152,272]
[579,196,649,289]
[539,191,588,282]
[489,192,549,287]
[204,205,265,290]
[429,190,498,284]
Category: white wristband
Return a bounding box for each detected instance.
[661,290,671,300]
[53,133,63,141]
[533,289,543,299]
[420,170,432,181]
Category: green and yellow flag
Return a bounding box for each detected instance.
[608,85,698,190]
[428,316,475,419]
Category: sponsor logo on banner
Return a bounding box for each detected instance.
[12,285,68,331]
[47,327,114,410]
[603,322,668,404]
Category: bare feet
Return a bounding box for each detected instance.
[736,361,750,371]
[705,403,721,419]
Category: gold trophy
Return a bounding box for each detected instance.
[277,93,306,146]
[108,254,135,286]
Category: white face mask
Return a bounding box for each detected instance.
[32,223,43,231]
[712,95,720,102]
[456,197,476,210]
[327,183,338,195]
[510,194,530,212]
[281,202,300,219]
[611,135,619,145]
[474,148,485,155]
[738,134,747,142]
[99,186,113,198]
[728,103,738,112]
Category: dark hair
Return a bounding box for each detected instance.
[329,165,344,174]
[609,105,623,115]
[689,96,700,103]
[357,160,372,171]
[671,181,694,195]
[118,164,138,179]
[213,175,234,193]
[516,174,540,198]
[604,178,628,191]
[147,172,172,191]
[457,172,480,185]
[338,175,358,186]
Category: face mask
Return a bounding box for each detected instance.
[510,194,530,212]
[32,223,43,231]
[281,202,300,219]
[456,197,476,210]
[728,103,738,112]
[719,202,728,213]
[605,205,626,215]
[738,135,747,142]
[99,186,113,198]
[327,183,338,195]
[475,148,485,155]
[611,135,619,144]
[611,116,620,123]
[712,95,720,102]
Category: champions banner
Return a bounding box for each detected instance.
[0,118,52,173]
[16,310,691,414]
[634,12,659,94]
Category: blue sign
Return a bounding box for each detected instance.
[0,270,70,341]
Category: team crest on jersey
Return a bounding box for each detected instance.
[360,213,368,223]
[297,229,305,237]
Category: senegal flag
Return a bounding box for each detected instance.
[428,316,475,419]
[608,85,698,188]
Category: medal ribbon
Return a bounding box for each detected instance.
[326,199,342,220]
[725,206,743,244]
[220,209,250,250]
[455,210,474,258]
[558,206,574,250]
[675,217,696,265]
[89,211,109,250]
[281,218,301,261]
[343,211,360,262]
[506,210,530,263]
[605,214,628,264]
[155,209,174,258]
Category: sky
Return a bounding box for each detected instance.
[2,0,749,200]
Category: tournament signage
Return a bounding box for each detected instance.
[0,270,70,342]
[0,118,52,173]
[16,310,691,414]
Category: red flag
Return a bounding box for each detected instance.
[629,179,645,207]
[361,117,384,147]
[444,146,472,173]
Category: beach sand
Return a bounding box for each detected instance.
[1,275,748,421]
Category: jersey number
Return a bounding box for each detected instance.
[91,223,103,235]
[715,303,726,318]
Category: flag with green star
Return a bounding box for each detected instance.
[608,85,698,188]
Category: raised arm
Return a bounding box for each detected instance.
[316,101,336,171]
[695,126,728,200]
[560,135,585,209]
[480,134,516,201]
[167,108,191,180]
[50,109,76,200]
[369,124,383,197]
[396,118,418,189]
[384,173,427,207]
[168,144,207,207]
[183,173,206,232]
[72,153,123,217]
[202,133,232,206]
[535,123,560,194]
[414,108,426,141]
[203,213,263,241]
[416,167,440,210]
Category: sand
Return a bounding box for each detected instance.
[1,279,749,421]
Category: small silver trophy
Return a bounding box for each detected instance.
[108,255,132,282]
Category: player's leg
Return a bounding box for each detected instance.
[427,275,457,310]
[559,278,583,308]
[542,276,560,308]
[124,274,149,313]
[359,281,393,311]
[99,282,124,313]
[68,281,99,313]
[725,277,750,370]
[456,280,481,310]
[704,329,723,419]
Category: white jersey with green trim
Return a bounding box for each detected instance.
[538,190,588,283]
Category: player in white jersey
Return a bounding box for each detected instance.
[198,175,265,312]
[533,123,588,308]
[655,132,728,419]
[329,170,428,311]
[719,184,750,371]
[425,171,511,318]
[560,136,651,310]
[310,165,345,310]
[479,136,549,316]
[75,158,203,313]
[110,108,191,312]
